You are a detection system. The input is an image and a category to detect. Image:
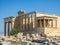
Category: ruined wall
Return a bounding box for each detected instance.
[44,16,60,36]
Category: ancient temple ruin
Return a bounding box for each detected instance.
[4,10,60,37]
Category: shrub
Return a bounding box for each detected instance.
[10,28,20,35]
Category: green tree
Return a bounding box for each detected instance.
[10,28,20,35]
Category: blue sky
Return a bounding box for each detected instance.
[0,0,60,33]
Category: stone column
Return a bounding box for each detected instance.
[47,19,50,27]
[51,20,53,27]
[47,19,49,27]
[25,15,26,30]
[31,14,33,30]
[40,20,42,27]
[4,22,6,36]
[35,12,37,32]
[26,15,28,31]
[11,21,14,30]
[8,22,10,36]
[44,19,45,27]
[22,15,23,31]
[55,20,57,28]
[28,15,30,30]
[19,16,23,31]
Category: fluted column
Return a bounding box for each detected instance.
[21,15,23,31]
[25,15,26,30]
[20,16,23,31]
[8,22,10,36]
[4,22,6,36]
[35,12,37,32]
[28,15,30,30]
[31,14,32,30]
